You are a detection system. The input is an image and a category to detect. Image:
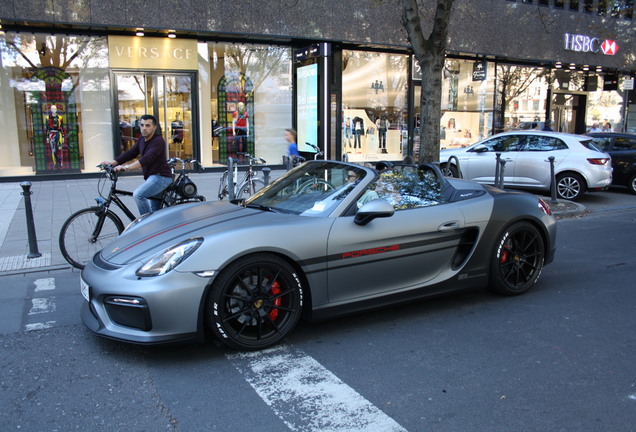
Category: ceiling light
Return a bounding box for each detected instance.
[555,62,562,69]
[583,65,589,71]
[135,28,145,37]
[569,63,576,70]
[168,30,176,39]
[596,66,603,72]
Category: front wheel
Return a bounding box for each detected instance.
[59,207,125,269]
[556,172,586,201]
[490,222,545,296]
[206,254,304,350]
[236,178,266,200]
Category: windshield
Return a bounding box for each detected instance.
[246,162,368,216]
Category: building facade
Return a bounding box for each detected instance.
[0,0,634,179]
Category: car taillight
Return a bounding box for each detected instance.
[538,199,552,216]
[587,158,609,165]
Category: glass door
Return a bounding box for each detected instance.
[114,72,197,159]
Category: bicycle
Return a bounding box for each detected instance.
[218,152,267,200]
[59,159,205,269]
[291,143,334,193]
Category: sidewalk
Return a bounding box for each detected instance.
[0,172,585,276]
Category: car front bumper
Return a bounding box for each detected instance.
[80,260,212,344]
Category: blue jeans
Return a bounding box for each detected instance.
[133,174,173,215]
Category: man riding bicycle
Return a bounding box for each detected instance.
[101,114,172,215]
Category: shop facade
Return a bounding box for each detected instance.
[0,0,634,180]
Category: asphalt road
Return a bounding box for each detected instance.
[0,198,635,431]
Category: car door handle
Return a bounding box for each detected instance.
[438,221,461,232]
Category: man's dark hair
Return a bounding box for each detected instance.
[140,114,158,126]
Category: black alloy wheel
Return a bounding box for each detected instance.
[207,254,304,350]
[490,222,545,296]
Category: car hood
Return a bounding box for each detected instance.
[99,201,273,265]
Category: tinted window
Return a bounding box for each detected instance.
[613,137,636,151]
[477,135,524,152]
[523,136,568,151]
[590,137,612,151]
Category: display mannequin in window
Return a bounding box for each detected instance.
[352,116,364,150]
[232,102,249,153]
[47,105,65,169]
[375,114,389,154]
[171,112,184,156]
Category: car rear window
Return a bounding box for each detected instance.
[580,139,604,153]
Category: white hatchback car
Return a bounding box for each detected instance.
[440,131,612,200]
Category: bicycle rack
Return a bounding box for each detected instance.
[444,155,463,179]
[227,157,236,201]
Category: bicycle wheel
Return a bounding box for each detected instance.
[296,178,335,194]
[59,207,125,269]
[218,171,229,200]
[236,178,266,200]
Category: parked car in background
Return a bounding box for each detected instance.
[586,132,636,194]
[440,131,613,201]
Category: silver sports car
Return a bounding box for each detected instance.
[81,160,557,350]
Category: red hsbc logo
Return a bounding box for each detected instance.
[564,33,619,55]
[600,39,618,55]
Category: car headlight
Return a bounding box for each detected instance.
[136,238,202,277]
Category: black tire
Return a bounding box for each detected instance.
[59,207,125,269]
[490,222,545,296]
[627,173,636,195]
[236,178,266,200]
[218,171,229,200]
[556,172,586,201]
[441,163,459,178]
[206,254,304,350]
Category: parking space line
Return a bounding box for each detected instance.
[227,344,407,432]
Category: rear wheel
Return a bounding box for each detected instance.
[236,178,266,199]
[490,222,545,296]
[556,172,586,201]
[59,207,125,269]
[441,164,459,178]
[206,254,304,350]
[217,171,229,200]
[627,173,636,194]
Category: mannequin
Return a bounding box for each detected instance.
[47,105,65,169]
[171,112,184,156]
[232,102,249,153]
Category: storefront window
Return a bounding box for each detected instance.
[342,50,408,163]
[207,43,292,165]
[584,76,625,132]
[0,32,110,175]
[437,59,496,150]
[495,64,550,134]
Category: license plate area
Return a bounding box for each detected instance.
[80,277,90,302]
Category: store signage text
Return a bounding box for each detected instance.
[108,36,198,70]
[564,33,619,55]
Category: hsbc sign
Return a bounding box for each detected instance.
[564,33,619,55]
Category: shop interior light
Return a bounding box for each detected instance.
[596,66,603,72]
[135,28,145,37]
[569,63,576,70]
[583,65,589,71]
[555,62,562,68]
[168,30,176,39]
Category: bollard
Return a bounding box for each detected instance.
[262,167,271,186]
[497,159,506,189]
[495,153,501,187]
[20,181,42,259]
[548,156,558,203]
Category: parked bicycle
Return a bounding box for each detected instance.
[59,158,205,269]
[218,152,267,200]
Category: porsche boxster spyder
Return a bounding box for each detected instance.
[81,160,556,350]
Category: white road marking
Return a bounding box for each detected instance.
[34,278,56,291]
[28,297,56,315]
[26,278,57,331]
[227,344,407,432]
[25,321,56,331]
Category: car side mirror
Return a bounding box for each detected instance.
[470,145,488,153]
[354,199,395,226]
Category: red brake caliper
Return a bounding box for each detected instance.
[269,281,281,321]
[500,247,509,264]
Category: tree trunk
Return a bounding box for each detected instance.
[401,0,454,164]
